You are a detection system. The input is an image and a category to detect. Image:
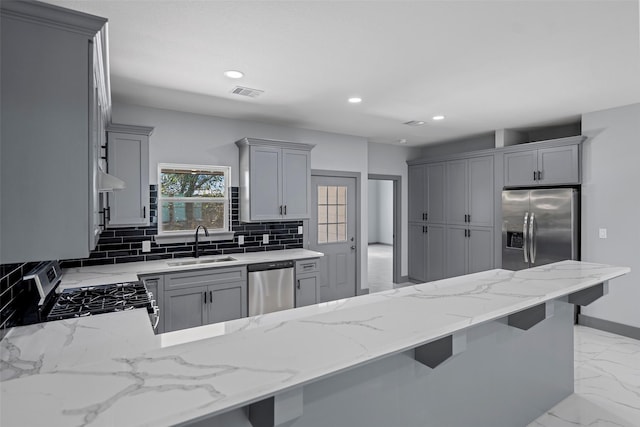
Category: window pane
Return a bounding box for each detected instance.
[318,224,327,243]
[337,205,346,223]
[161,169,225,198]
[327,224,337,242]
[318,205,327,223]
[161,201,225,231]
[327,205,337,223]
[338,186,347,205]
[337,223,347,241]
[327,186,337,204]
[318,186,327,204]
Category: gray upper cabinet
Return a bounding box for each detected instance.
[0,1,110,263]
[106,124,153,227]
[504,143,580,187]
[446,156,494,227]
[236,138,314,222]
[408,162,445,224]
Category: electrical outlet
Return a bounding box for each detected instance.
[599,228,607,239]
[238,235,245,245]
[262,234,269,244]
[298,226,303,234]
[142,240,151,253]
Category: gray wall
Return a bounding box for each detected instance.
[420,133,495,157]
[581,103,640,328]
[367,180,393,245]
[112,102,372,288]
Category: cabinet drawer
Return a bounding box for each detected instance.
[296,259,319,274]
[164,266,246,291]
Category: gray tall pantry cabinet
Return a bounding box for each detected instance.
[408,154,495,283]
[0,1,110,263]
[236,138,314,222]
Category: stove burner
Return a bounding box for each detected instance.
[46,281,152,321]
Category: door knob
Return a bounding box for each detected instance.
[351,245,356,250]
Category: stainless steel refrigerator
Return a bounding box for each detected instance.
[502,188,579,271]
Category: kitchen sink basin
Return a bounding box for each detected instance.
[167,256,237,267]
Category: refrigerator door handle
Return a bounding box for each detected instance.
[523,212,529,263]
[530,212,537,264]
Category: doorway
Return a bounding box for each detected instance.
[367,174,401,293]
[309,171,360,302]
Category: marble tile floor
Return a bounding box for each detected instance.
[528,325,640,427]
[367,243,408,293]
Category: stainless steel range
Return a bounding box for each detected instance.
[17,261,159,330]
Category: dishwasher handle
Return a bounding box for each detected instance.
[247,260,294,272]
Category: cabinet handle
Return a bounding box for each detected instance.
[468,229,471,238]
[209,291,213,303]
[464,229,467,237]
[203,291,207,304]
[279,205,283,215]
[297,279,301,290]
[425,213,428,221]
[302,264,314,270]
[537,170,542,181]
[284,205,287,215]
[468,214,471,223]
[533,171,537,181]
[143,206,146,219]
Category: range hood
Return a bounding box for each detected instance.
[98,166,125,192]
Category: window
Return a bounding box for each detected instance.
[158,164,230,235]
[317,185,347,243]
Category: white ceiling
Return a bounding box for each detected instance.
[45,0,640,146]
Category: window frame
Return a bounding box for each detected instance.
[157,163,231,236]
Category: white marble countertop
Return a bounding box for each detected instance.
[0,261,629,427]
[59,248,324,290]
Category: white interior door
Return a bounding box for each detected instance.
[309,175,357,302]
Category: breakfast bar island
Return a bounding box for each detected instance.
[0,261,629,427]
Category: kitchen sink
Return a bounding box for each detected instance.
[167,256,237,267]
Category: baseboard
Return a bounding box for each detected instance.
[578,314,640,340]
[358,288,370,296]
[368,242,393,246]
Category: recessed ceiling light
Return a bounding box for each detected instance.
[403,120,425,126]
[348,97,362,104]
[398,139,408,144]
[224,70,244,79]
[432,115,445,121]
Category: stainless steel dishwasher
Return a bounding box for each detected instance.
[247,260,295,316]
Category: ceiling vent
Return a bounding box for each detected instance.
[403,120,426,126]
[231,86,264,98]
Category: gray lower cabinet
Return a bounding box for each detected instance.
[504,144,580,186]
[408,223,446,283]
[139,274,165,333]
[160,266,247,333]
[445,226,494,278]
[295,258,320,307]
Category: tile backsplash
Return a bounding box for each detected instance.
[60,186,304,268]
[0,262,39,339]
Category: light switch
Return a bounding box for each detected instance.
[599,228,607,239]
[298,226,303,234]
[142,240,151,252]
[238,235,245,245]
[263,234,269,244]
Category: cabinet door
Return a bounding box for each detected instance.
[282,149,311,219]
[408,165,427,222]
[426,163,446,224]
[467,227,495,274]
[504,151,537,187]
[209,282,246,324]
[408,223,428,282]
[446,160,468,225]
[250,145,282,220]
[538,145,579,185]
[445,226,468,278]
[426,224,446,282]
[296,276,318,307]
[164,286,207,333]
[107,132,149,226]
[468,156,494,227]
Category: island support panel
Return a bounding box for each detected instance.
[186,299,574,427]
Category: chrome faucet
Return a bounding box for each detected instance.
[194,225,209,258]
